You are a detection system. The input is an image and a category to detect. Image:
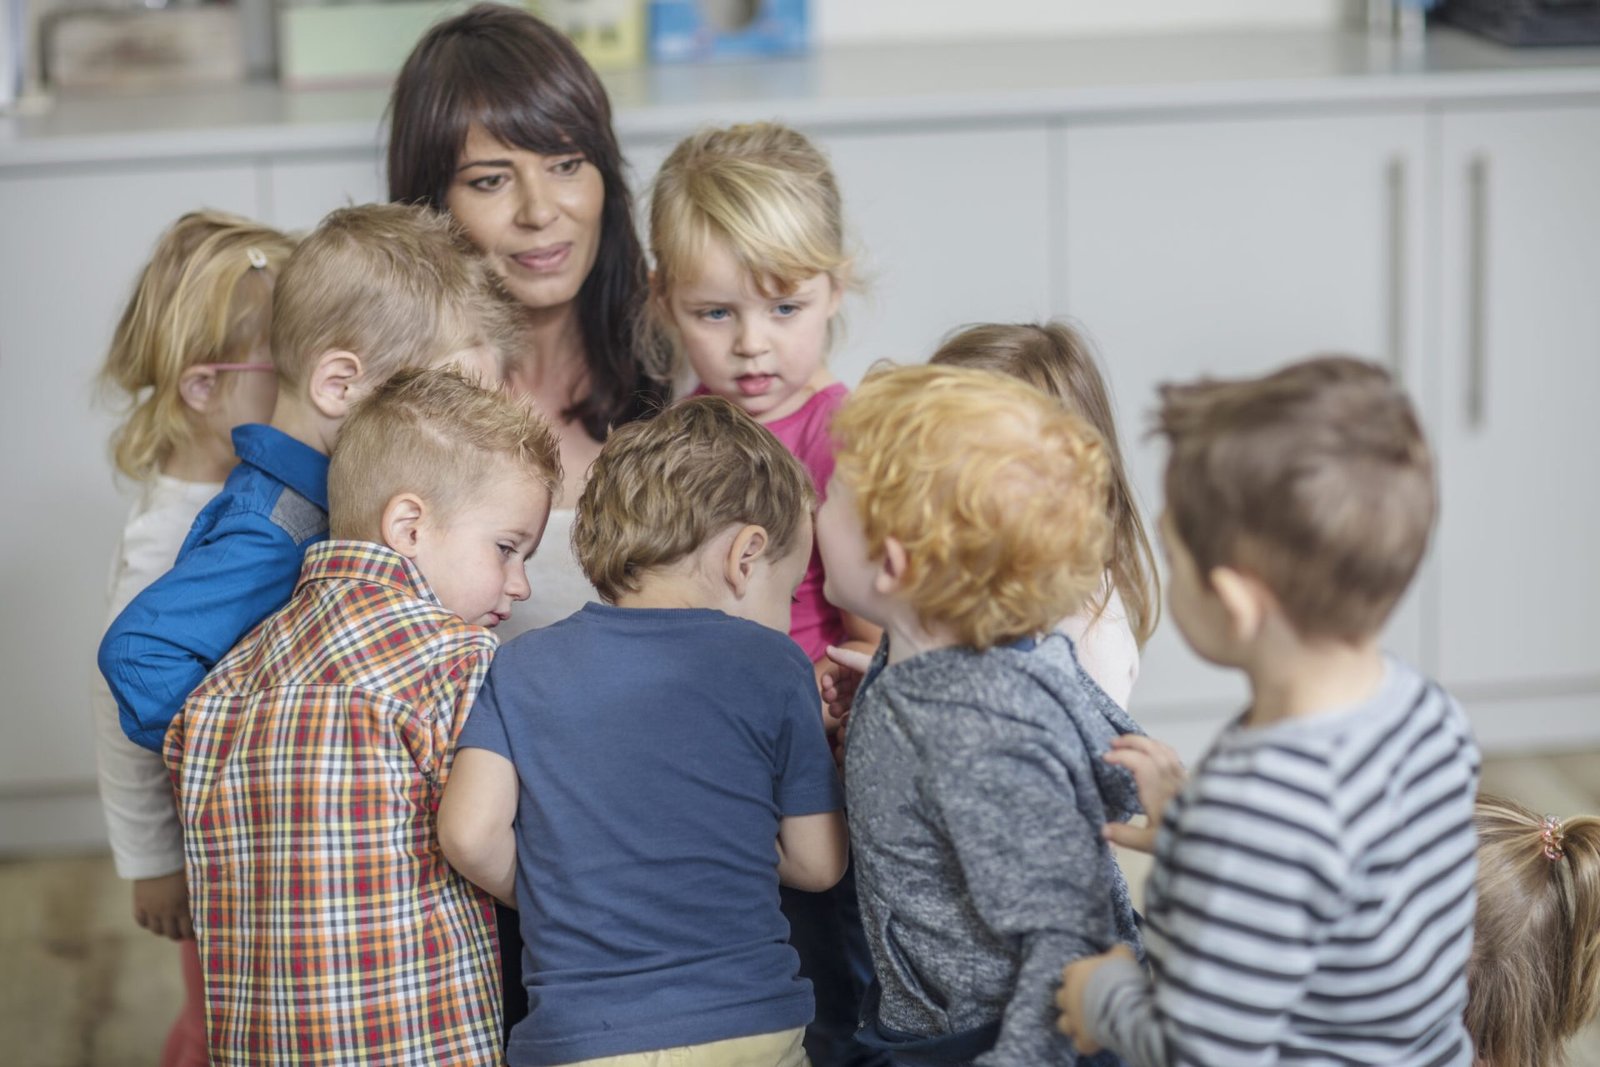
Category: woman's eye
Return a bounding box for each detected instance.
[469,174,507,192]
[700,308,730,322]
[552,156,585,176]
[498,543,516,559]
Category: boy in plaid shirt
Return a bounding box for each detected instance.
[165,368,561,1066]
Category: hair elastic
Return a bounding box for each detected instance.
[247,247,269,269]
[1541,814,1566,861]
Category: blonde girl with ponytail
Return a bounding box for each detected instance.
[1468,793,1600,1067]
[93,209,296,1067]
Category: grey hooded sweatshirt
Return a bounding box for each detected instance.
[844,632,1144,1067]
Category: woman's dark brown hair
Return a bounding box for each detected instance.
[387,3,669,440]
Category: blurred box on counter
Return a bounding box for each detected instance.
[648,0,807,62]
[278,0,471,89]
[44,5,245,91]
[534,0,645,69]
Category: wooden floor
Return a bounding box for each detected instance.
[3,751,1598,1066]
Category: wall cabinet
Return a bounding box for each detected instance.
[1431,104,1600,700]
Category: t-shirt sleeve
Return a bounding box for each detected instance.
[456,660,515,764]
[773,660,843,816]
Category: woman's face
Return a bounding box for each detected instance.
[445,124,605,315]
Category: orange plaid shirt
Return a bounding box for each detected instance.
[166,541,502,1066]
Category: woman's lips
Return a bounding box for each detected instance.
[511,243,571,273]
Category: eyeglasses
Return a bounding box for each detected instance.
[193,362,275,373]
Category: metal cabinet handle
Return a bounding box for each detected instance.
[1467,155,1490,429]
[1386,156,1406,381]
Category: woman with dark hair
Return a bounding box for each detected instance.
[389,2,670,635]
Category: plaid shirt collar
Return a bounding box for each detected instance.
[296,540,442,608]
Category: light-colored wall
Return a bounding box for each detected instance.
[815,0,1345,44]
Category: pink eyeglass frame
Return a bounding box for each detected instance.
[193,362,276,372]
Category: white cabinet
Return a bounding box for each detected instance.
[1431,104,1600,699]
[625,122,1054,386]
[0,164,260,797]
[1056,110,1429,730]
[265,154,386,231]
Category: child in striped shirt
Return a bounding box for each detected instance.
[1056,356,1481,1066]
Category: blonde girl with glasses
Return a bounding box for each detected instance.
[93,209,296,1067]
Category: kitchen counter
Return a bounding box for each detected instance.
[4,26,1600,169]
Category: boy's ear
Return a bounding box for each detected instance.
[177,366,219,415]
[381,493,427,559]
[724,523,771,596]
[873,536,908,597]
[1210,565,1271,643]
[307,350,364,420]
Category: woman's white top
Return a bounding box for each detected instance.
[1056,579,1141,710]
[498,508,598,640]
[92,475,222,880]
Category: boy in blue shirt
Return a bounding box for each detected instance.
[100,202,509,751]
[439,395,848,1067]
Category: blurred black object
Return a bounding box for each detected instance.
[1437,0,1600,45]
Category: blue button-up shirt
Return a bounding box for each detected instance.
[99,424,329,752]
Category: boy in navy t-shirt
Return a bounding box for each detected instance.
[440,395,848,1067]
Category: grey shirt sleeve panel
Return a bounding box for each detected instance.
[927,738,1120,1066]
[1083,956,1170,1067]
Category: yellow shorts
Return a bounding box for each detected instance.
[554,1027,809,1067]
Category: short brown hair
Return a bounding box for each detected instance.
[271,203,499,389]
[931,321,1160,647]
[1468,794,1600,1067]
[1154,355,1433,641]
[329,367,561,541]
[832,364,1111,651]
[573,396,814,603]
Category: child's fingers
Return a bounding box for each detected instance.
[824,644,872,675]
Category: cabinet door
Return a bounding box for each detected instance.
[0,164,259,790]
[1057,111,1428,720]
[625,122,1054,386]
[1434,105,1600,694]
[265,153,386,230]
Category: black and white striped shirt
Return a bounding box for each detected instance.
[1083,657,1480,1066]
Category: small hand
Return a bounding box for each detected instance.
[1101,734,1187,854]
[1055,944,1135,1054]
[132,871,194,941]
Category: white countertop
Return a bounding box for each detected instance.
[4,26,1600,169]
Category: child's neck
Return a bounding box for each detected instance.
[269,394,334,456]
[883,608,961,666]
[160,430,237,485]
[1242,634,1386,728]
[613,570,725,614]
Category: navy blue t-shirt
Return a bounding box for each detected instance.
[457,602,844,1066]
